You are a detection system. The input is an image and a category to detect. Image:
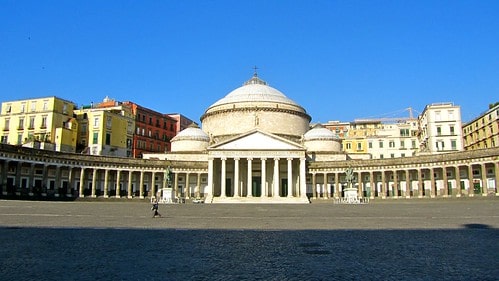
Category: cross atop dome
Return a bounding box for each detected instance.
[244,66,267,86]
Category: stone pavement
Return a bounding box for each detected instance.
[0,198,498,280]
[0,197,497,230]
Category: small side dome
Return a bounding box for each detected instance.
[303,124,341,152]
[303,124,340,141]
[171,123,209,152]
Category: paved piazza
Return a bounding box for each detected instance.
[0,198,498,280]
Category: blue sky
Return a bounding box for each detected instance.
[1,1,498,124]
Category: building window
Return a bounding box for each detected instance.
[93,132,98,144]
[357,143,362,150]
[93,117,100,128]
[18,118,24,129]
[368,142,372,149]
[41,116,47,128]
[451,140,457,150]
[390,154,395,158]
[448,110,454,120]
[346,143,351,150]
[412,140,416,149]
[30,101,36,112]
[1,135,7,144]
[450,126,455,135]
[21,103,26,113]
[400,140,405,148]
[43,100,48,111]
[379,140,384,148]
[106,117,112,129]
[437,126,442,136]
[105,133,111,145]
[29,116,35,129]
[400,129,409,137]
[389,141,395,148]
[63,103,68,114]
[4,118,10,130]
[435,111,441,121]
[380,154,384,159]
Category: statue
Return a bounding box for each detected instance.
[345,167,355,188]
[166,166,172,187]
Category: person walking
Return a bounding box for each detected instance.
[151,197,161,218]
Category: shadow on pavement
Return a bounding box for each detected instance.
[0,225,497,280]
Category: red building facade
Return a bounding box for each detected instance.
[123,101,177,158]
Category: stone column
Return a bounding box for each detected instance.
[299,158,307,199]
[455,166,461,197]
[28,163,35,195]
[174,172,179,198]
[127,170,133,198]
[273,158,279,198]
[67,167,74,197]
[234,158,240,198]
[357,171,363,198]
[42,164,48,196]
[221,158,226,198]
[247,158,253,197]
[207,158,214,199]
[15,162,22,195]
[468,165,474,197]
[381,170,386,199]
[103,169,109,198]
[481,163,488,196]
[91,168,97,197]
[312,173,317,199]
[392,170,398,198]
[260,158,266,197]
[417,168,423,198]
[79,168,85,197]
[287,158,293,198]
[151,172,156,198]
[1,160,9,195]
[115,170,121,198]
[335,172,340,199]
[495,162,499,196]
[185,172,191,199]
[196,173,202,198]
[323,172,329,199]
[54,165,61,197]
[442,166,448,197]
[430,167,435,198]
[369,171,374,199]
[405,169,411,198]
[139,171,145,199]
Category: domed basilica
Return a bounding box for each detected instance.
[147,73,343,203]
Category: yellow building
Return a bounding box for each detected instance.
[463,103,499,150]
[0,96,77,152]
[74,97,134,157]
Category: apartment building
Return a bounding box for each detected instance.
[167,113,195,133]
[463,102,499,150]
[367,120,419,159]
[417,103,463,154]
[123,101,177,158]
[0,96,78,152]
[74,97,134,157]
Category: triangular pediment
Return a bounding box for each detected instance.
[209,130,304,150]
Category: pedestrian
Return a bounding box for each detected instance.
[151,197,161,218]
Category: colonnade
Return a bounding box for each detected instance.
[309,161,499,199]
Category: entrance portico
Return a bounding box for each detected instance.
[207,130,309,203]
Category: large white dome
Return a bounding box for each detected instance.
[207,75,302,110]
[201,74,311,143]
